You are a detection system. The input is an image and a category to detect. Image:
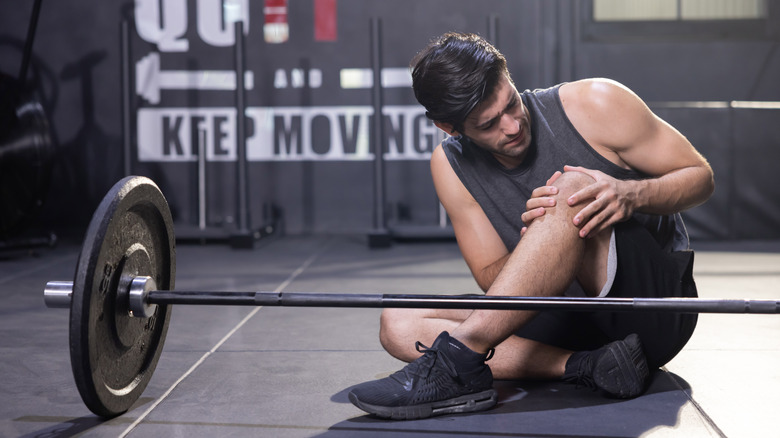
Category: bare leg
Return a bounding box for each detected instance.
[449,172,606,354]
[379,171,614,380]
[380,307,571,379]
[350,173,646,419]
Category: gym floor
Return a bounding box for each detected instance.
[2,236,779,437]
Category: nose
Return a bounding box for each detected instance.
[500,113,520,136]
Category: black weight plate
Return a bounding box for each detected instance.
[69,176,176,417]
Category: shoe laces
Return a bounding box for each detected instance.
[408,341,455,379]
[567,353,597,391]
[410,341,495,376]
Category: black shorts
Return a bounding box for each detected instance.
[514,219,698,369]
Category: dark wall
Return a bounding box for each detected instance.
[564,1,780,241]
[0,2,131,232]
[1,0,778,242]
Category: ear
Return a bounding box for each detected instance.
[434,121,460,137]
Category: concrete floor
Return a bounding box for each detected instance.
[1,235,779,437]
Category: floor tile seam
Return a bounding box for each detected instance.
[660,366,728,438]
[113,418,589,437]
[162,348,387,353]
[281,273,475,279]
[694,271,780,276]
[679,347,780,352]
[117,239,334,437]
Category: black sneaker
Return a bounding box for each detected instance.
[348,332,498,420]
[563,333,650,399]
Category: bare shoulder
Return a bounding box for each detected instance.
[560,78,655,158]
[560,78,646,115]
[430,143,452,181]
[430,143,479,209]
[431,142,448,165]
[430,144,455,191]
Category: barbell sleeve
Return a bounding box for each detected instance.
[44,281,73,308]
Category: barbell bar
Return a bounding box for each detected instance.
[44,176,780,419]
[45,278,780,314]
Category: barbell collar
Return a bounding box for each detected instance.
[128,276,158,318]
[44,281,73,308]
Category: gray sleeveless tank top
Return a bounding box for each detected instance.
[442,84,689,252]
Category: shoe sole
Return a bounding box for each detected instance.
[594,334,649,398]
[348,389,498,420]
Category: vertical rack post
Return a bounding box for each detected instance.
[368,17,391,248]
[18,0,43,84]
[232,20,254,248]
[198,130,207,231]
[120,20,132,176]
[487,14,499,46]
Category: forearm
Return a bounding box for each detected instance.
[631,165,714,215]
[475,253,511,292]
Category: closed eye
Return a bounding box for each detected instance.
[478,120,496,131]
[478,96,518,131]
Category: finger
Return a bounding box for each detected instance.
[520,226,527,237]
[577,200,622,238]
[546,170,562,186]
[579,210,614,239]
[531,185,558,198]
[521,207,546,225]
[522,206,547,225]
[572,198,605,228]
[567,184,600,206]
[579,221,593,239]
[526,197,556,210]
[577,210,602,238]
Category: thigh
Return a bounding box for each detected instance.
[592,219,698,368]
[390,307,474,323]
[380,306,474,339]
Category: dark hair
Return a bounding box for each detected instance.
[411,32,509,133]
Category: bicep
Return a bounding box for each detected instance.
[431,146,508,287]
[573,79,710,176]
[619,111,710,177]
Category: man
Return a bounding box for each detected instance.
[348,32,714,420]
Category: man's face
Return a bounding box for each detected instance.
[449,74,532,169]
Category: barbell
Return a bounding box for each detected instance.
[45,176,779,418]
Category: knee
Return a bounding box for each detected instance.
[526,171,595,227]
[378,308,407,353]
[551,170,595,199]
[541,171,598,225]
